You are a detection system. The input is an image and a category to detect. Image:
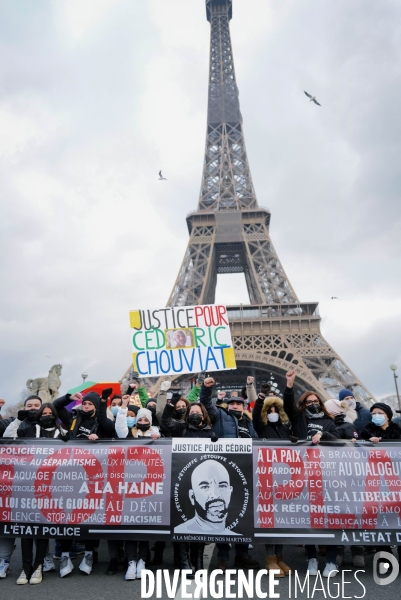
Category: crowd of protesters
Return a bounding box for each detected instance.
[0,370,400,585]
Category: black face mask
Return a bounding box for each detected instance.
[306,404,321,415]
[147,406,156,415]
[83,409,96,418]
[137,423,150,432]
[175,408,186,418]
[39,416,56,429]
[228,409,243,420]
[188,414,202,426]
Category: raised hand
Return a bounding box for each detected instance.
[71,392,83,402]
[160,380,172,392]
[101,388,113,401]
[204,377,215,388]
[170,392,181,406]
[217,391,226,400]
[286,370,296,388]
[247,376,254,385]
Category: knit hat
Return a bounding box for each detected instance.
[370,402,393,421]
[82,392,100,410]
[339,389,354,401]
[136,408,152,423]
[324,399,344,417]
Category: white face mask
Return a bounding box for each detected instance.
[267,412,279,423]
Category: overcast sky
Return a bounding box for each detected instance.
[1,0,400,405]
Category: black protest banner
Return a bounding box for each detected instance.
[171,439,253,543]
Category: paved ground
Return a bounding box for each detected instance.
[1,540,400,600]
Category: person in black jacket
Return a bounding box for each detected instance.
[14,403,67,585]
[161,397,214,578]
[53,391,115,440]
[324,399,359,441]
[200,378,259,572]
[17,403,67,440]
[283,370,340,577]
[360,403,401,442]
[252,384,293,577]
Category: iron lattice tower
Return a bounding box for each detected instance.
[127,0,374,403]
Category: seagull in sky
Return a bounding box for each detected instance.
[304,91,321,106]
[158,170,167,180]
[331,297,339,300]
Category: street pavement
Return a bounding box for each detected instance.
[1,540,400,600]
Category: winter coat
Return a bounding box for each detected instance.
[161,402,213,438]
[0,416,15,437]
[283,387,340,441]
[199,384,258,439]
[97,400,117,434]
[53,394,115,439]
[115,407,160,439]
[252,395,292,440]
[155,384,200,424]
[2,411,40,438]
[360,421,401,441]
[17,422,68,439]
[354,402,371,435]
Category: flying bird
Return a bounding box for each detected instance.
[158,171,167,180]
[304,91,321,106]
[331,297,339,300]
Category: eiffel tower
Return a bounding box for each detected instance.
[125,0,374,404]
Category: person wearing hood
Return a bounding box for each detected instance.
[324,399,359,441]
[283,370,340,578]
[199,378,259,573]
[339,389,370,435]
[252,383,292,577]
[360,403,401,442]
[252,383,292,441]
[53,391,115,440]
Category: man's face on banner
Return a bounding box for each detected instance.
[189,460,233,523]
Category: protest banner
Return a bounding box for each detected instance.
[171,438,253,544]
[129,304,236,377]
[2,439,401,544]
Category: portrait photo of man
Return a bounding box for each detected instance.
[174,459,241,535]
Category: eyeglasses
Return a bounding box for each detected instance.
[305,399,320,406]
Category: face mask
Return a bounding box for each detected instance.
[175,408,186,418]
[147,406,156,415]
[126,417,136,428]
[347,400,356,410]
[188,414,202,426]
[83,409,96,418]
[228,409,243,420]
[268,413,279,423]
[137,422,150,431]
[111,406,119,417]
[39,416,56,428]
[306,404,321,415]
[372,414,386,426]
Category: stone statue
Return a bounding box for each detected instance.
[26,364,62,403]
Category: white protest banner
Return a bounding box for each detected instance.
[129,304,236,377]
